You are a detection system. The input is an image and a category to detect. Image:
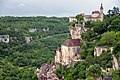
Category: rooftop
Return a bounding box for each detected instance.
[62,39,80,47]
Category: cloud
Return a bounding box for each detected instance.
[18,3,25,7]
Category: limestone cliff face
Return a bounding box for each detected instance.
[37,64,59,80]
[112,55,119,70]
[94,47,108,57]
[69,23,86,40]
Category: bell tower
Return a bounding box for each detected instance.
[100,3,103,13]
[100,3,104,21]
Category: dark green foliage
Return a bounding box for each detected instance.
[113,41,120,57]
[76,14,84,22]
[112,69,120,80]
[87,64,102,79]
[96,52,113,69]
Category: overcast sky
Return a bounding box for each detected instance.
[0,0,120,17]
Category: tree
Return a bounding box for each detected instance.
[99,31,116,46]
[87,64,102,80]
[76,14,84,22]
[113,41,120,57]
[112,69,120,80]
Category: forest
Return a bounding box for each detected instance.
[0,16,69,80]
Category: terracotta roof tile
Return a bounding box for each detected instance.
[62,39,80,47]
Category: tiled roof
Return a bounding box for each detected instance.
[62,39,80,47]
[84,15,91,19]
[84,15,101,19]
[92,11,100,14]
[69,16,76,18]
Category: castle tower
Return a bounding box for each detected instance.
[100,3,104,21]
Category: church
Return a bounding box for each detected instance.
[54,23,83,66]
[69,4,104,22]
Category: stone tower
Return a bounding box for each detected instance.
[100,3,104,21]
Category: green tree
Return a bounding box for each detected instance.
[76,14,84,22]
[112,69,120,80]
[99,31,116,46]
[87,64,102,80]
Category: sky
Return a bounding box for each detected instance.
[0,0,120,17]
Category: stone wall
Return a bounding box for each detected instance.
[55,45,80,65]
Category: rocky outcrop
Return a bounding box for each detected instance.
[29,28,37,32]
[94,47,108,57]
[25,36,32,44]
[69,23,87,40]
[112,55,119,70]
[37,64,59,80]
[0,35,9,43]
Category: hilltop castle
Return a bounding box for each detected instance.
[69,4,104,22]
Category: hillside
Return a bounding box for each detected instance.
[0,8,120,80]
[0,16,69,80]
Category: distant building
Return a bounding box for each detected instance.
[29,28,37,32]
[69,4,104,22]
[0,35,9,43]
[69,16,77,22]
[25,36,32,44]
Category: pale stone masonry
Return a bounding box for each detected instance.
[55,39,81,65]
[54,22,84,65]
[36,63,59,80]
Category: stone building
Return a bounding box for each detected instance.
[55,39,81,65]
[84,4,104,22]
[69,16,77,22]
[37,63,59,80]
[69,4,104,22]
[0,35,9,43]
